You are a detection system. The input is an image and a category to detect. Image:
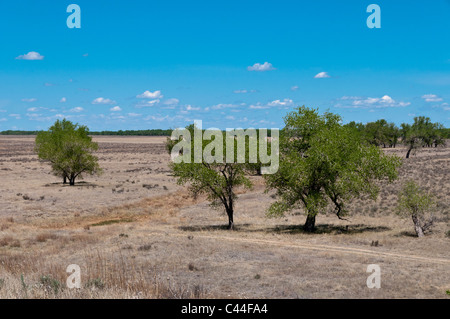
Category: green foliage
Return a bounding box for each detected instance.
[40,275,62,295]
[20,274,28,297]
[401,116,446,158]
[0,130,40,135]
[396,180,434,217]
[265,106,402,232]
[396,180,436,237]
[345,119,401,148]
[1,129,173,136]
[35,119,102,185]
[364,120,400,148]
[166,124,271,229]
[344,116,448,155]
[85,278,105,290]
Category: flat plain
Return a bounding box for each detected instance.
[0,135,449,298]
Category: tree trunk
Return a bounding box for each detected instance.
[412,215,424,237]
[303,214,316,232]
[406,147,412,159]
[69,175,75,186]
[63,176,67,184]
[226,208,234,230]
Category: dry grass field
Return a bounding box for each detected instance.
[0,135,449,299]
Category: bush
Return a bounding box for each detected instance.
[396,180,436,237]
[85,278,105,290]
[40,275,62,295]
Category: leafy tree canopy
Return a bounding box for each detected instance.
[265,106,402,232]
[35,119,101,185]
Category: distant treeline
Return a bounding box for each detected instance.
[344,118,450,149]
[0,130,40,135]
[0,129,173,136]
[0,128,276,137]
[89,129,173,136]
[1,124,449,139]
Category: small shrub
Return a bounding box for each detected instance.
[396,180,436,237]
[40,275,62,295]
[188,263,198,271]
[138,244,152,251]
[36,233,58,243]
[1,236,20,248]
[0,236,13,247]
[85,278,105,290]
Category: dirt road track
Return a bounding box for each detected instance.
[154,229,450,265]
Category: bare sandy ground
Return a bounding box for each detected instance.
[0,136,449,299]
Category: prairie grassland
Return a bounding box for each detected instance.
[0,136,449,298]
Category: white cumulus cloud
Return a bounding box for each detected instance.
[15,51,44,60]
[136,99,160,107]
[314,72,331,78]
[92,97,116,105]
[268,98,294,107]
[110,106,122,112]
[247,62,275,72]
[335,95,410,108]
[60,97,67,103]
[69,107,83,113]
[421,94,443,102]
[186,105,201,111]
[137,90,163,99]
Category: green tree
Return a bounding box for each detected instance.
[396,180,436,237]
[166,124,272,229]
[365,120,388,147]
[401,116,446,158]
[35,119,101,185]
[362,120,399,148]
[385,122,400,148]
[265,106,402,232]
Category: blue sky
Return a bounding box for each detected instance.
[0,0,449,131]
